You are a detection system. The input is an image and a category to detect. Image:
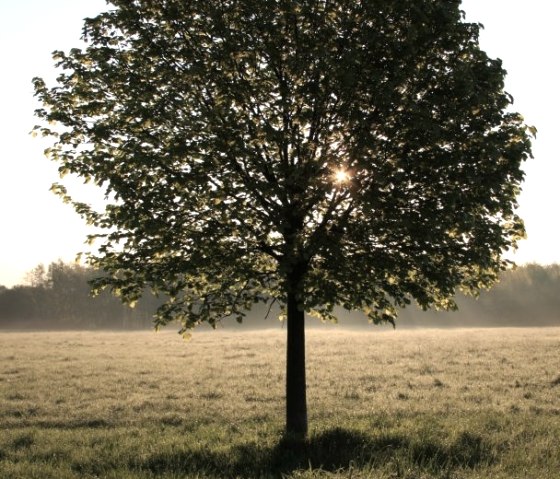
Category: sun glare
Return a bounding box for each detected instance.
[333,169,350,183]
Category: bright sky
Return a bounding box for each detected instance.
[0,1,558,287]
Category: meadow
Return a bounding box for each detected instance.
[0,327,558,478]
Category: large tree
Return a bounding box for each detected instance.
[34,0,532,436]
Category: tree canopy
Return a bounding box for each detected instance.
[34,0,532,333]
[34,0,532,434]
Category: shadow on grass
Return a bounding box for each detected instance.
[129,427,495,478]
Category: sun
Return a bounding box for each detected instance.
[333,168,350,183]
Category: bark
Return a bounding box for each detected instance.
[286,285,307,436]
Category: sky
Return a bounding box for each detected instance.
[0,1,558,288]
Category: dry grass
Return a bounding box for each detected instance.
[0,327,559,478]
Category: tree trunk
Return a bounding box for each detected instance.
[286,287,307,437]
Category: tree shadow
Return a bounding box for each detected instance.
[131,427,495,478]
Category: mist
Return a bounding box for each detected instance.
[1,262,559,331]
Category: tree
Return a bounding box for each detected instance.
[34,0,532,436]
[24,263,49,288]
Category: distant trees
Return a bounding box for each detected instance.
[1,262,559,330]
[464,264,560,326]
[0,261,158,329]
[377,263,560,328]
[0,286,38,327]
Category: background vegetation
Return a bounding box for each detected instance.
[1,262,559,330]
[1,328,558,478]
[0,261,158,330]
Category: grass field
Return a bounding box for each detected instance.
[0,327,559,478]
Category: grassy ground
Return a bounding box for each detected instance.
[0,326,559,478]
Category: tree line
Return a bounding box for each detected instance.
[0,261,559,330]
[0,261,159,330]
[369,263,560,328]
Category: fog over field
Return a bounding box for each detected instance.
[1,262,559,331]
